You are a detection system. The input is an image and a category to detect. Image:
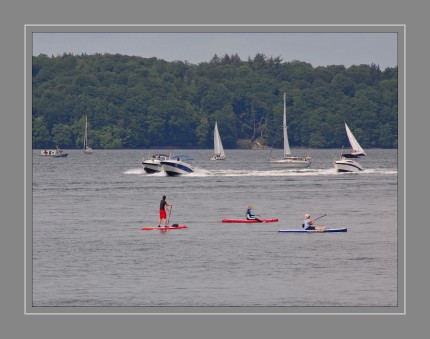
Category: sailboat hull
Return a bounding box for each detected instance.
[211,155,225,160]
[269,158,311,168]
[83,147,93,154]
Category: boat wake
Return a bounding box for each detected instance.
[188,168,397,177]
[123,168,166,176]
[124,168,146,175]
[124,167,397,177]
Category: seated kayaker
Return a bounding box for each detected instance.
[303,213,325,231]
[246,204,261,222]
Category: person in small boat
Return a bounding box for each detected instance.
[303,214,325,231]
[157,195,171,227]
[246,204,261,222]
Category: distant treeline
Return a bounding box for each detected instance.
[32,53,398,149]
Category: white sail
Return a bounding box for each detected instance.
[214,121,225,157]
[283,93,292,156]
[345,122,366,156]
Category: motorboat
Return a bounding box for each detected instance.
[334,154,364,172]
[268,93,311,168]
[141,153,171,174]
[160,155,194,176]
[40,146,68,157]
[334,122,366,172]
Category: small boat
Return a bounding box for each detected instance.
[334,122,366,172]
[82,115,93,154]
[211,121,226,160]
[221,218,279,223]
[160,155,194,176]
[141,153,171,174]
[268,93,311,168]
[39,146,68,157]
[279,228,347,233]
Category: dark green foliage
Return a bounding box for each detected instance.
[32,53,398,149]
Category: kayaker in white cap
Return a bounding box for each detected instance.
[303,213,326,231]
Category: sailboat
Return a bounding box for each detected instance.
[268,93,311,168]
[82,115,93,154]
[211,121,226,160]
[334,122,366,172]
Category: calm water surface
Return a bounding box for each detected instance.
[32,148,398,307]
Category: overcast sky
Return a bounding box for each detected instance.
[33,32,398,69]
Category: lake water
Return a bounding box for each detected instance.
[32,148,398,308]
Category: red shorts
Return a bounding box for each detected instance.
[159,210,167,219]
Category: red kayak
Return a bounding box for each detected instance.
[221,218,278,223]
[141,225,188,230]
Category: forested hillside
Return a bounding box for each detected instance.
[32,53,398,149]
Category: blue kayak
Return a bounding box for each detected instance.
[279,228,347,233]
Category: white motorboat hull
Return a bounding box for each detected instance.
[142,154,171,174]
[142,160,163,174]
[40,149,68,157]
[334,159,364,172]
[268,157,311,168]
[40,153,68,158]
[160,160,194,176]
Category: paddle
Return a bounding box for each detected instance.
[312,214,327,231]
[167,204,173,225]
[313,214,327,223]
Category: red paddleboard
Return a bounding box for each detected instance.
[141,225,188,231]
[221,218,278,223]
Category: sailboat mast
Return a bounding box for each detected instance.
[283,93,286,131]
[283,93,291,156]
[84,116,87,149]
[85,116,88,148]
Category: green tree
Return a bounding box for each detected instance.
[32,116,51,148]
[32,53,398,149]
[51,124,73,148]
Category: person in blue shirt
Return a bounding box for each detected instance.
[246,204,261,222]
